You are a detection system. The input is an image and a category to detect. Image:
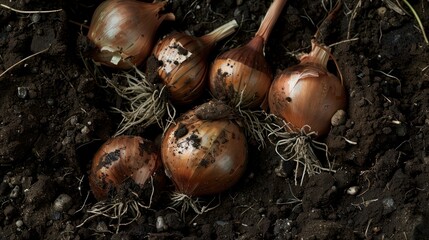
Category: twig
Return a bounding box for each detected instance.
[401,0,429,44]
[0,45,51,79]
[74,191,90,214]
[346,0,361,40]
[328,38,359,48]
[0,4,62,14]
[364,218,373,238]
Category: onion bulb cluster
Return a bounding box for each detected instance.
[87,0,175,69]
[161,100,247,197]
[153,20,238,105]
[89,135,160,200]
[209,0,286,109]
[106,20,238,136]
[268,41,347,137]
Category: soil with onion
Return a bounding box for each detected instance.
[1,0,429,239]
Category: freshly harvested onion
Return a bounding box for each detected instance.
[161,100,247,197]
[153,20,238,105]
[89,135,160,200]
[268,41,347,137]
[209,0,286,109]
[87,0,175,69]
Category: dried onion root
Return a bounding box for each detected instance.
[77,180,155,233]
[266,119,334,186]
[170,192,220,217]
[106,68,176,136]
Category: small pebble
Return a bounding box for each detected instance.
[10,185,20,198]
[17,87,28,99]
[16,219,24,228]
[156,216,168,232]
[346,186,359,195]
[69,115,78,125]
[273,218,293,235]
[53,194,73,212]
[81,125,90,135]
[331,109,346,126]
[377,7,387,17]
[382,197,395,209]
[30,13,41,23]
[10,176,22,186]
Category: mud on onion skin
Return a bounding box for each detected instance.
[89,135,160,200]
[153,20,238,105]
[161,100,247,197]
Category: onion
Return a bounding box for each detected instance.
[161,100,247,197]
[89,135,160,200]
[209,0,286,109]
[153,20,238,105]
[268,41,347,137]
[87,0,175,69]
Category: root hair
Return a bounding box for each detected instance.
[266,118,334,186]
[106,68,176,136]
[77,177,155,233]
[170,192,220,217]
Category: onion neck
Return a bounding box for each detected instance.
[246,35,264,53]
[200,20,238,47]
[255,0,287,44]
[300,41,330,68]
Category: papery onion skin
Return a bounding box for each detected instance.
[89,135,160,200]
[88,0,175,69]
[153,20,238,105]
[161,101,247,197]
[209,36,272,108]
[268,62,347,137]
[153,33,208,104]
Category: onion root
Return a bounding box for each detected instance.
[106,68,176,135]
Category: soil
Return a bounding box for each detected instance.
[1,0,428,239]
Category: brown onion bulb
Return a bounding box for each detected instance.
[153,20,238,105]
[88,0,175,69]
[268,41,347,137]
[89,135,160,200]
[161,100,247,197]
[209,0,286,109]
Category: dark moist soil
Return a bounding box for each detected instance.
[1,0,429,239]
